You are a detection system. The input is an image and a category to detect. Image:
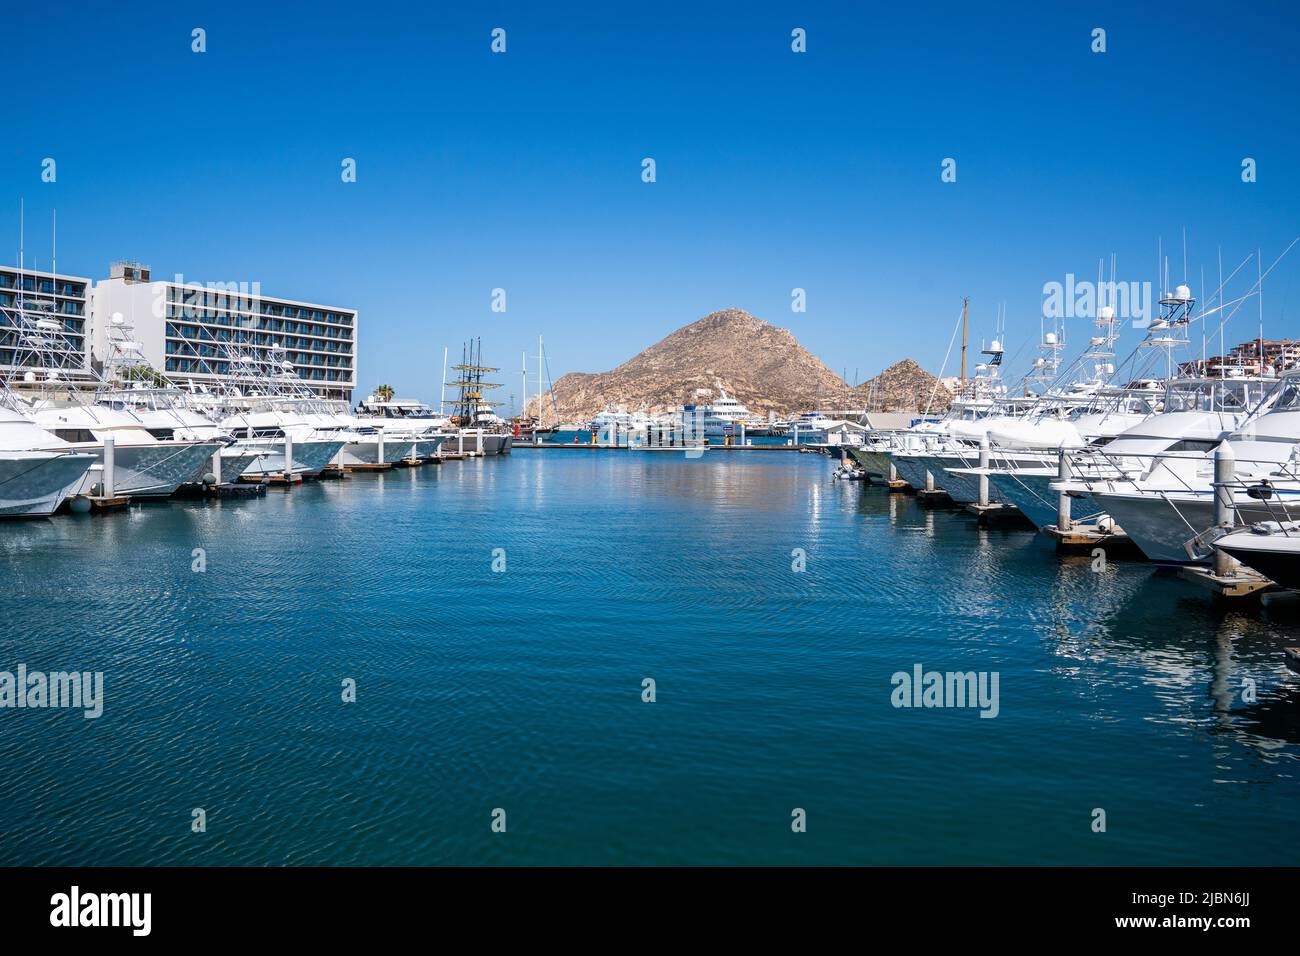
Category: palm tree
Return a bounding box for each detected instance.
[374,383,395,402]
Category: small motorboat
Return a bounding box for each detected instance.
[1213,521,1300,590]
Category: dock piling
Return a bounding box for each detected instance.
[1057,444,1071,532]
[977,435,990,507]
[1214,441,1237,578]
[103,436,116,499]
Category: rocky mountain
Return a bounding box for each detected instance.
[527,308,949,424]
[851,358,951,413]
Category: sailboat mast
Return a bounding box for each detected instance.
[440,346,448,414]
[959,297,969,386]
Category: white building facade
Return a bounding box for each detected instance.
[2,261,358,400]
[91,262,357,400]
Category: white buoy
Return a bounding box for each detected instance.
[211,448,222,486]
[284,434,294,481]
[377,427,385,465]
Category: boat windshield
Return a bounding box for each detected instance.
[1261,379,1300,413]
[1162,380,1265,413]
[97,388,189,412]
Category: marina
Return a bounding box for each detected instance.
[3,449,1300,866]
[4,1,1300,912]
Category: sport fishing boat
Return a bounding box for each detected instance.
[1056,375,1277,562]
[4,303,224,497]
[29,398,225,497]
[0,404,96,517]
[976,385,1163,528]
[96,386,250,484]
[93,316,248,483]
[886,332,1010,501]
[220,396,352,478]
[352,396,448,459]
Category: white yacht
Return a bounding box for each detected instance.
[220,397,351,478]
[4,304,224,497]
[976,386,1163,528]
[679,385,755,438]
[1212,519,1300,589]
[96,386,251,484]
[1054,376,1276,562]
[29,398,224,497]
[351,396,448,460]
[0,404,96,517]
[886,338,1009,501]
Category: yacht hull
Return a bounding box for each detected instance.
[65,440,224,498]
[443,433,512,456]
[340,439,418,466]
[888,454,932,490]
[846,447,890,478]
[0,452,97,518]
[238,439,348,478]
[1082,490,1300,564]
[986,469,1106,530]
[414,436,447,458]
[1215,532,1300,589]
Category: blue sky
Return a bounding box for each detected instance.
[7,1,1299,407]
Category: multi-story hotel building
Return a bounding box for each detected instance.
[0,265,97,384]
[91,262,357,400]
[0,261,358,400]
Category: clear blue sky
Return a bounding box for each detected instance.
[8,1,1299,408]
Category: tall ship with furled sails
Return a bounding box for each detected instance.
[443,338,513,455]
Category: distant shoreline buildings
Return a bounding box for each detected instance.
[0,261,357,401]
[1179,338,1300,378]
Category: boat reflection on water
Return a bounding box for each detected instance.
[1039,562,1300,749]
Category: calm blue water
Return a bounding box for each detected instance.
[2,450,1298,866]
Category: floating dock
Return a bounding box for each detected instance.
[1043,523,1141,556]
[174,482,267,499]
[64,494,130,514]
[963,502,1030,526]
[915,488,955,506]
[1177,565,1275,599]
